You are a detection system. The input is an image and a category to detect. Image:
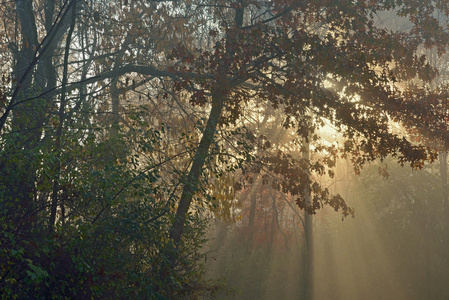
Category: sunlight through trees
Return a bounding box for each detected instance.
[1,0,449,298]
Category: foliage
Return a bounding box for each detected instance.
[2,0,449,297]
[0,107,219,298]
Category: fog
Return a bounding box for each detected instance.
[205,156,449,299]
[3,0,449,298]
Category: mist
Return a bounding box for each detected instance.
[2,0,449,298]
[205,156,449,299]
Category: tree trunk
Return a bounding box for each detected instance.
[268,186,276,256]
[7,0,43,232]
[440,150,449,275]
[169,89,225,246]
[440,151,448,224]
[169,2,243,249]
[247,177,260,250]
[301,139,313,300]
[49,0,77,232]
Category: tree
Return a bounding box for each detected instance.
[354,157,449,299]
[0,0,220,297]
[2,0,449,298]
[165,0,449,249]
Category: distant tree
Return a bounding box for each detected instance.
[356,158,449,299]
